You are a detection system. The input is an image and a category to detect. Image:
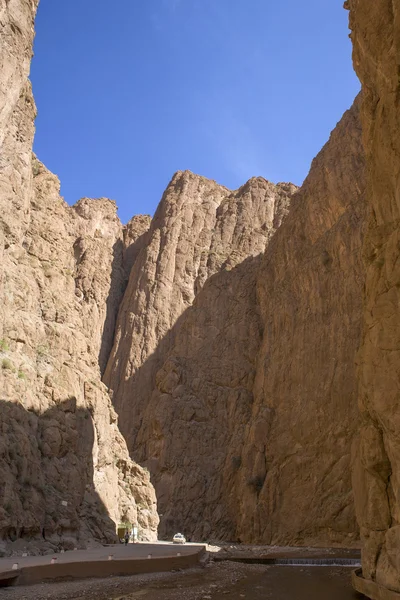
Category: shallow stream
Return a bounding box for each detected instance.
[112,566,360,600]
[211,566,359,600]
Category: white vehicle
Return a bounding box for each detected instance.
[173,532,186,544]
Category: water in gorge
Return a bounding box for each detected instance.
[109,566,359,600]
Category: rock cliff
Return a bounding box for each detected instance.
[1,0,371,554]
[239,97,365,545]
[105,100,365,543]
[348,0,400,592]
[0,0,158,553]
[104,173,297,540]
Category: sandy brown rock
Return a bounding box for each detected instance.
[123,214,152,276]
[0,0,38,245]
[104,175,296,478]
[0,0,371,557]
[237,97,365,546]
[0,158,157,550]
[348,0,400,592]
[104,172,235,427]
[114,176,296,541]
[0,1,157,552]
[104,125,365,545]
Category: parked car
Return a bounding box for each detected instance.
[173,533,186,544]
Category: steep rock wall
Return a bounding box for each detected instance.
[0,1,158,553]
[238,98,365,545]
[348,0,400,592]
[104,174,296,540]
[105,99,365,544]
[0,0,370,553]
[0,0,38,249]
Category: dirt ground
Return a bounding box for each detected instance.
[0,562,266,600]
[0,545,361,600]
[0,562,359,600]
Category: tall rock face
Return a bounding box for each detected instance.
[1,0,369,553]
[104,173,297,539]
[348,0,400,592]
[0,1,158,552]
[0,0,38,251]
[105,97,365,544]
[238,98,365,545]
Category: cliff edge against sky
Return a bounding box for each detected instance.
[3,7,398,597]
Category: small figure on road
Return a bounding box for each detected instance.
[124,530,130,545]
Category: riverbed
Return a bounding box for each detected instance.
[0,561,360,600]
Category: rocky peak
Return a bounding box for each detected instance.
[103,174,296,459]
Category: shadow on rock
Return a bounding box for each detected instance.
[105,253,264,542]
[0,397,118,556]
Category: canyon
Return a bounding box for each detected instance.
[0,1,399,599]
[104,98,365,545]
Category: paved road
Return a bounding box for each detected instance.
[0,541,205,573]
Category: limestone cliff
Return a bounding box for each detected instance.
[0,0,158,552]
[348,0,400,592]
[105,97,365,544]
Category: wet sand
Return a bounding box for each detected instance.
[0,562,360,600]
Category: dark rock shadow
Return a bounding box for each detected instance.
[123,229,150,276]
[98,239,125,375]
[99,228,151,376]
[0,397,117,554]
[104,253,264,542]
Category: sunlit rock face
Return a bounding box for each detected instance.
[0,0,158,553]
[348,0,400,592]
[105,99,365,544]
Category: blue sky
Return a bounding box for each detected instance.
[31,0,360,224]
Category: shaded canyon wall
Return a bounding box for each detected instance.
[105,101,366,544]
[104,173,297,540]
[348,0,400,592]
[239,98,365,545]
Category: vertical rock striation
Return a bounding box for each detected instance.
[238,97,365,545]
[0,0,371,554]
[104,173,296,539]
[0,0,38,256]
[105,100,365,544]
[0,1,158,552]
[348,0,400,592]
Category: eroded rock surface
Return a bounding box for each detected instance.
[238,98,365,546]
[0,0,370,556]
[105,173,295,540]
[348,0,400,592]
[0,163,157,550]
[0,1,157,552]
[105,102,365,544]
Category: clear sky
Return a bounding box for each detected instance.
[31,0,360,224]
